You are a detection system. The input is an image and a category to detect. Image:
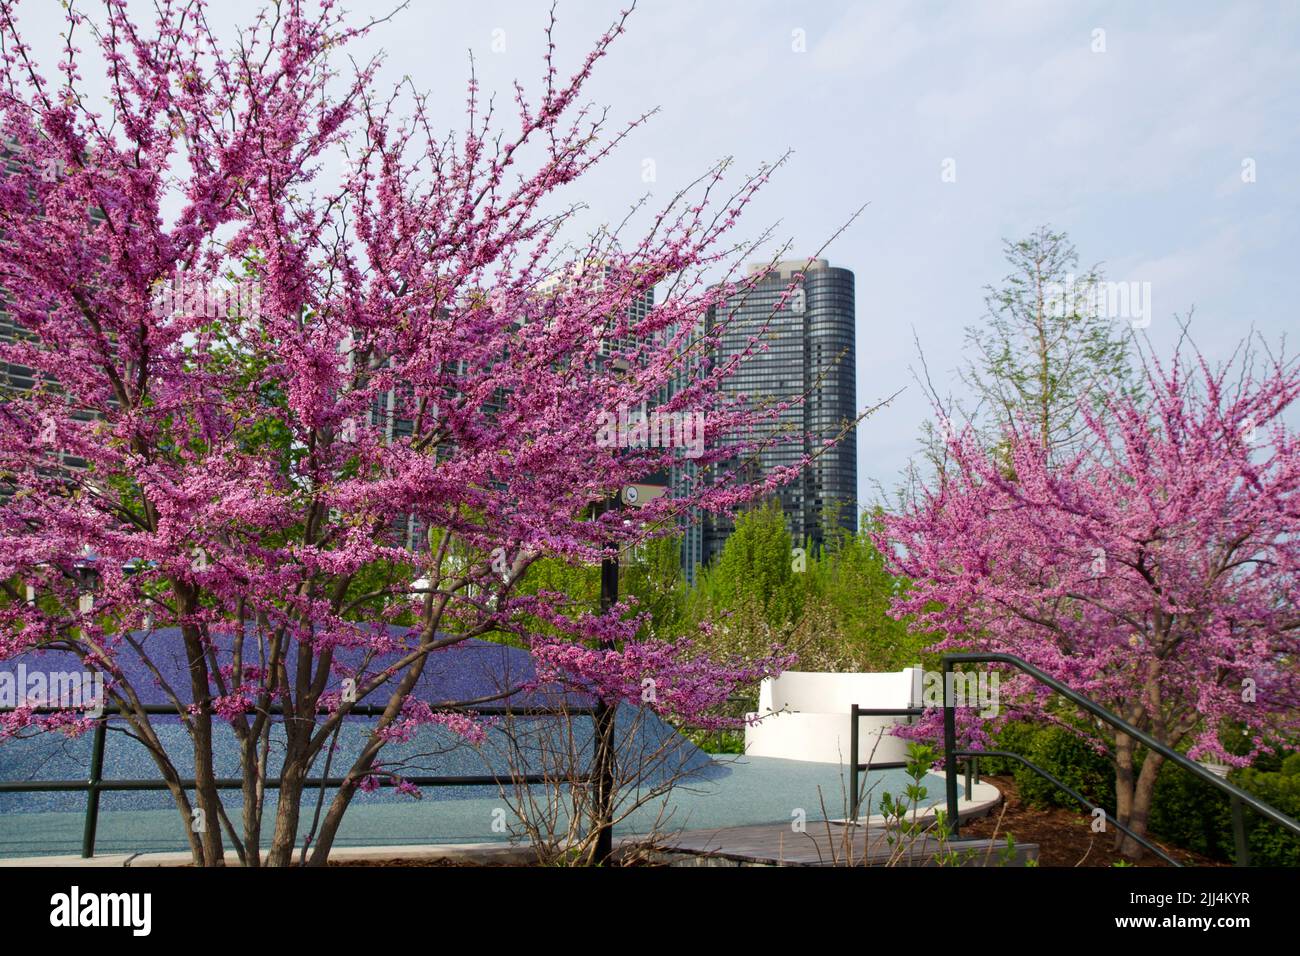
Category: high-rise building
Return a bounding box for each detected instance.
[692,258,857,569]
[0,143,31,404]
[1,143,95,504]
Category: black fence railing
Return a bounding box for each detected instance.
[953,748,1181,866]
[847,704,924,821]
[940,653,1300,867]
[847,717,1172,858]
[0,701,597,859]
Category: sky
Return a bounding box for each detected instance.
[11,0,1300,511]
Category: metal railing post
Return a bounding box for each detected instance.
[943,658,959,837]
[849,704,859,822]
[80,717,107,858]
[1231,794,1250,867]
[957,749,1183,866]
[941,651,1300,863]
[0,701,601,861]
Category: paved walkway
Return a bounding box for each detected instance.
[663,820,1032,866]
[0,755,998,860]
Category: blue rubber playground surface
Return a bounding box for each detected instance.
[0,633,942,858]
[0,754,937,858]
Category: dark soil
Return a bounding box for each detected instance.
[959,775,1225,867]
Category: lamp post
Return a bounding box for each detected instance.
[590,492,619,864]
[590,353,630,864]
[590,472,668,864]
[589,348,671,862]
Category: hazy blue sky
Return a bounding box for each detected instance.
[13,1,1300,509]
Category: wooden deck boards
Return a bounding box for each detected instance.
[661,821,1035,866]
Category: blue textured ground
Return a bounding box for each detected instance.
[1,630,710,808]
[0,754,939,858]
[0,632,943,858]
[0,707,713,812]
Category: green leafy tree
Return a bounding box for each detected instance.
[622,533,687,637]
[804,513,931,672]
[911,227,1139,493]
[962,225,1138,460]
[690,500,803,629]
[494,531,686,645]
[687,504,931,693]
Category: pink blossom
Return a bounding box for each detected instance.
[0,0,832,865]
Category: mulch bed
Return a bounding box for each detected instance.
[958,775,1225,867]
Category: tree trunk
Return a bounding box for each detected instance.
[1113,732,1135,852]
[164,776,204,864]
[186,709,227,865]
[306,647,439,863]
[1119,751,1165,859]
[305,778,359,866]
[179,618,226,867]
[266,757,306,867]
[240,749,263,868]
[121,709,206,864]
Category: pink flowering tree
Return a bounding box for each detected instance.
[880,338,1300,857]
[0,1,833,865]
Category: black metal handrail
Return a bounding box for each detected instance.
[0,700,597,858]
[955,749,1181,866]
[941,652,1300,866]
[848,704,923,821]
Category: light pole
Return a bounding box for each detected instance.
[590,472,668,864]
[591,491,619,864]
[590,354,630,864]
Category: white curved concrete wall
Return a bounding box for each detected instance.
[744,712,913,764]
[746,667,922,765]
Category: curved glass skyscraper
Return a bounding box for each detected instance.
[697,258,858,568]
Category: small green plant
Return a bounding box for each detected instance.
[996,834,1019,867]
[684,728,745,754]
[877,744,1034,867]
[878,743,941,868]
[877,743,978,866]
[818,742,1027,867]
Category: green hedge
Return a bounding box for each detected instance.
[1235,756,1300,866]
[981,722,1300,865]
[1146,761,1232,860]
[980,722,1114,811]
